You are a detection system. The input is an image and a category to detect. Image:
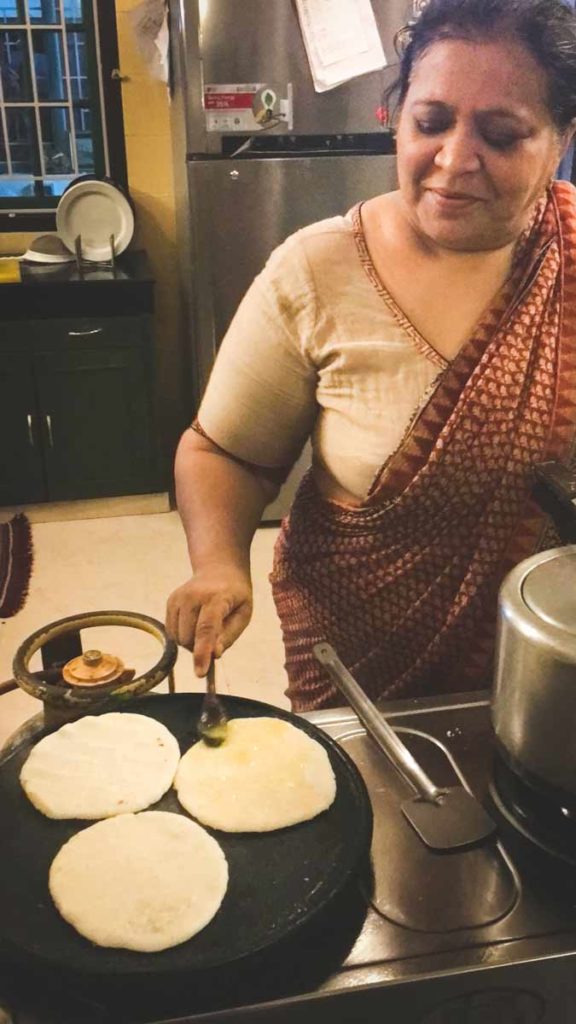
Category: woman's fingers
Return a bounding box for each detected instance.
[165,585,200,648]
[166,572,253,673]
[193,597,229,675]
[219,601,253,650]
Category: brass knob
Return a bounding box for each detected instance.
[83,650,103,666]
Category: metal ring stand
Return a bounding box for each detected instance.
[0,611,179,755]
[73,233,117,277]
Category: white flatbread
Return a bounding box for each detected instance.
[175,717,337,832]
[20,713,180,819]
[49,811,228,952]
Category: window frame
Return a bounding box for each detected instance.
[0,0,127,233]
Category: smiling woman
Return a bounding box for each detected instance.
[393,39,566,252]
[166,0,576,713]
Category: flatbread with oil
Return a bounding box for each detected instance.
[175,717,336,832]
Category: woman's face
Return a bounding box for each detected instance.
[395,36,572,252]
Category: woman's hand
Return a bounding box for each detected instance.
[166,566,253,676]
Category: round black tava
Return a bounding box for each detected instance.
[0,694,372,983]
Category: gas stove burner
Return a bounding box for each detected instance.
[490,752,576,869]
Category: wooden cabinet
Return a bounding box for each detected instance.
[1,264,162,506]
[0,347,45,505]
[2,318,160,505]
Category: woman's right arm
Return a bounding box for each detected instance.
[167,231,317,673]
[165,427,283,676]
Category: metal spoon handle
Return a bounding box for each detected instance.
[198,659,227,746]
[206,659,216,695]
[313,643,442,803]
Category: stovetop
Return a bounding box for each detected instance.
[4,692,576,1024]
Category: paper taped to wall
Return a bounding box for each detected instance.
[129,0,170,84]
[295,0,387,92]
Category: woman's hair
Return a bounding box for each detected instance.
[386,0,576,131]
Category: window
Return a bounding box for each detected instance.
[0,0,126,230]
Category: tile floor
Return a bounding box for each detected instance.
[0,511,289,749]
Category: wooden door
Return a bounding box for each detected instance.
[35,340,157,501]
[0,351,46,504]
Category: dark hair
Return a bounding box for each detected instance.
[386,0,576,131]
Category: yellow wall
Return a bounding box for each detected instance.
[116,0,186,471]
[1,0,185,476]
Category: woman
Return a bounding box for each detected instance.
[166,0,576,711]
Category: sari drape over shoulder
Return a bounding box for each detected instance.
[271,182,576,712]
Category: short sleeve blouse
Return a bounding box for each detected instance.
[197,208,443,502]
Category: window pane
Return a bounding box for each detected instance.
[6,106,40,173]
[67,30,87,99]
[32,29,65,99]
[0,30,32,100]
[0,1,24,24]
[64,0,82,24]
[45,174,71,194]
[28,0,61,24]
[40,104,72,172]
[0,176,35,196]
[74,104,92,170]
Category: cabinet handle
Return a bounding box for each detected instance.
[46,415,54,448]
[68,327,103,337]
[27,414,34,446]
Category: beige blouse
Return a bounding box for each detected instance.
[198,206,447,502]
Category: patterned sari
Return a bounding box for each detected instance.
[271,181,576,712]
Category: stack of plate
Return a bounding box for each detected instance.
[22,178,135,268]
[56,176,135,263]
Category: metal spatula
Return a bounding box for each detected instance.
[197,659,228,746]
[314,643,496,851]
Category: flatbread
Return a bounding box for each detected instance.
[20,713,180,819]
[175,717,337,832]
[49,811,228,952]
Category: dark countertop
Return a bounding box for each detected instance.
[1,250,155,319]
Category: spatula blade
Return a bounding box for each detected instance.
[402,788,497,851]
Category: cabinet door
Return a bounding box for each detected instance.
[35,346,157,501]
[0,352,46,504]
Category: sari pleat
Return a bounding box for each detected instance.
[271,182,576,711]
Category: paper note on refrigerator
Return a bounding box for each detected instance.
[295,0,387,92]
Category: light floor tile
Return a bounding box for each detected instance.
[0,514,288,749]
[0,493,170,524]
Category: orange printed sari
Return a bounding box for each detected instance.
[271,181,576,712]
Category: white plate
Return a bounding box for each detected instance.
[22,249,75,264]
[56,180,134,262]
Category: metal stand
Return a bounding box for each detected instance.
[73,233,117,276]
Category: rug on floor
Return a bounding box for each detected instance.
[0,514,33,618]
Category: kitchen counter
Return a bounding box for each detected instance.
[0,250,154,318]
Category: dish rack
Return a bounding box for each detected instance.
[73,233,118,274]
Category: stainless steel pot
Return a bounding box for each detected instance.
[493,545,576,797]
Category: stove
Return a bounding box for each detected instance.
[4,692,576,1024]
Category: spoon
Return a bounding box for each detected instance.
[197,659,228,746]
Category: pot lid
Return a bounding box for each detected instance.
[62,649,126,687]
[521,552,576,632]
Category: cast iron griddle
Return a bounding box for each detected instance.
[0,694,372,982]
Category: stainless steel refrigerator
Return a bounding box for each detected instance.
[169,0,412,518]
